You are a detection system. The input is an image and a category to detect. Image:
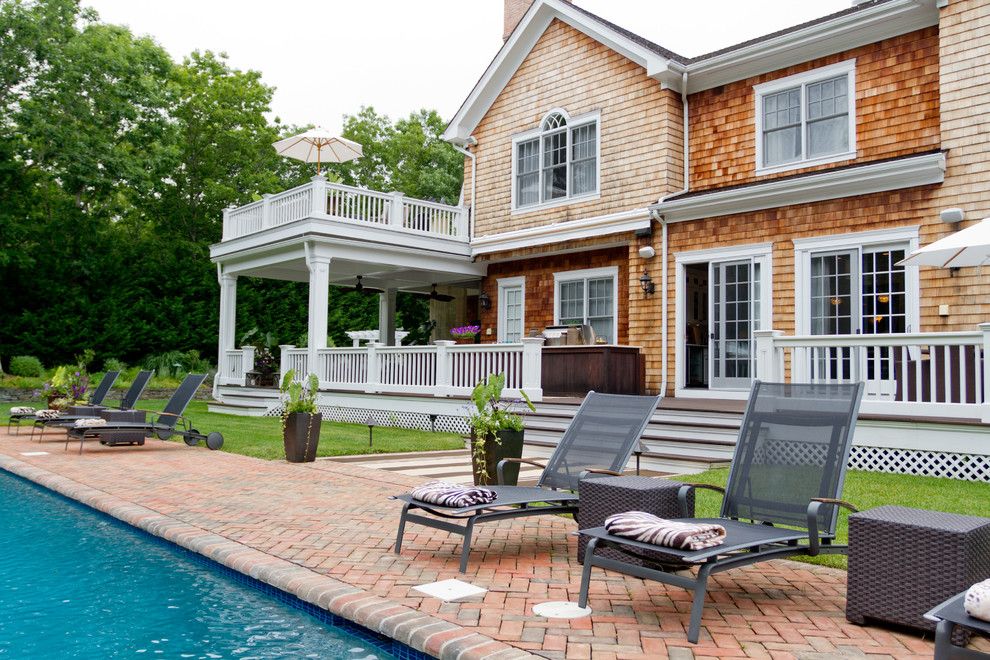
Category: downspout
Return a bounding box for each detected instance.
[451,136,477,240]
[653,70,690,398]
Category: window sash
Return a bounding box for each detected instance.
[760,73,851,169]
[514,119,597,208]
[556,275,615,343]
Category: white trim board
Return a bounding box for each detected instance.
[471,207,650,257]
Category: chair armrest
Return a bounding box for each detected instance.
[806,498,859,555]
[676,483,726,518]
[496,457,546,485]
[577,467,623,482]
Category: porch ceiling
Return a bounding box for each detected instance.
[231,256,480,291]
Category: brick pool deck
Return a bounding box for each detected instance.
[1,432,984,660]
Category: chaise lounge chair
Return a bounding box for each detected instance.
[8,369,122,433]
[30,370,153,440]
[577,381,865,644]
[64,373,223,454]
[393,391,663,572]
[926,590,990,660]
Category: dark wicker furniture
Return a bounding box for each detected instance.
[847,505,990,641]
[926,591,990,660]
[393,392,662,572]
[576,476,693,564]
[30,370,153,440]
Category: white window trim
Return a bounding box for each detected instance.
[552,266,618,343]
[673,243,774,399]
[496,276,526,343]
[511,109,601,215]
[754,59,857,176]
[793,226,920,336]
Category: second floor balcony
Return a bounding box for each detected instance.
[221,176,469,246]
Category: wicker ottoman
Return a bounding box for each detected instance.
[847,505,990,642]
[98,409,147,446]
[577,476,693,565]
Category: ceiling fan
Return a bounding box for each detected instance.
[408,284,455,302]
[348,275,383,294]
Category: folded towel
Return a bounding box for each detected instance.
[73,418,107,428]
[604,511,727,551]
[966,579,990,622]
[411,480,497,508]
[34,409,61,420]
[10,406,36,415]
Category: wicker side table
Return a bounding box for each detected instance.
[577,476,693,565]
[98,409,147,446]
[847,505,990,642]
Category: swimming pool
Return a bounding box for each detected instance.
[0,470,400,659]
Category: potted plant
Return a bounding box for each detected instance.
[280,370,322,463]
[467,373,535,486]
[450,324,481,345]
[40,365,88,408]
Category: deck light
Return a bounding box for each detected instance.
[364,413,375,448]
[639,271,655,295]
[478,291,492,310]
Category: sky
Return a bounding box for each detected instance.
[84,0,851,131]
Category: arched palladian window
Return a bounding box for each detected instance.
[514,109,598,209]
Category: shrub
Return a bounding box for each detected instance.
[103,358,127,373]
[10,355,44,377]
[143,350,213,379]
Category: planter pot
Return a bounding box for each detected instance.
[283,412,322,463]
[453,336,477,345]
[471,428,525,486]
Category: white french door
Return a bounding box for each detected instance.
[498,278,525,343]
[710,259,762,390]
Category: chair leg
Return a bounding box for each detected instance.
[458,518,475,573]
[687,563,714,644]
[578,537,600,609]
[394,503,410,554]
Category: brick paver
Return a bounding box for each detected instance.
[1,430,986,659]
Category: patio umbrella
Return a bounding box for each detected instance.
[898,218,990,268]
[272,127,363,175]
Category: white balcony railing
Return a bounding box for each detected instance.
[754,325,990,420]
[222,177,468,242]
[277,339,544,400]
[217,346,256,386]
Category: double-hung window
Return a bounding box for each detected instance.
[755,60,856,174]
[513,110,599,210]
[553,267,617,343]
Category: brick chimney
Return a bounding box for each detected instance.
[504,0,571,41]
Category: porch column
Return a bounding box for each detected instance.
[218,272,238,384]
[521,337,545,402]
[754,330,784,382]
[307,256,332,379]
[981,323,990,423]
[379,288,398,346]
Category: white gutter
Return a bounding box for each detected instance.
[451,138,477,240]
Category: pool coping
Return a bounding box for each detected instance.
[0,455,536,660]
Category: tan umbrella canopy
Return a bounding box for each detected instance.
[898,218,990,268]
[272,127,363,175]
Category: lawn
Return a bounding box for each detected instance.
[1,400,465,460]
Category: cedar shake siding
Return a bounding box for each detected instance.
[689,27,940,192]
[467,19,684,239]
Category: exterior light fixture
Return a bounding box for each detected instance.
[364,413,375,448]
[478,291,492,310]
[639,271,655,295]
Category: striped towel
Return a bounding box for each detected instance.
[605,511,727,551]
[10,407,35,415]
[34,409,61,420]
[966,579,990,622]
[411,481,497,508]
[73,417,107,428]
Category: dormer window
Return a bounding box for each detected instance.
[754,60,857,174]
[513,109,599,211]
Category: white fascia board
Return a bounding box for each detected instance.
[656,152,945,223]
[684,0,938,93]
[443,0,677,143]
[470,207,651,257]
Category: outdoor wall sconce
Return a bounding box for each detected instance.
[639,271,655,295]
[479,291,492,310]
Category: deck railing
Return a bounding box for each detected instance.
[277,339,544,400]
[222,177,468,242]
[217,347,256,386]
[754,325,990,420]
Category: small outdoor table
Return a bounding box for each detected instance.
[576,476,693,564]
[97,409,147,446]
[847,505,990,640]
[925,591,990,659]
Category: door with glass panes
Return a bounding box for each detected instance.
[710,260,761,390]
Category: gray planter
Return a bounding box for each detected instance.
[283,412,322,463]
[471,428,525,486]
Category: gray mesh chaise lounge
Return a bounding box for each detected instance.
[577,381,865,644]
[30,370,153,440]
[393,391,662,572]
[926,591,990,659]
[8,370,122,433]
[64,373,223,454]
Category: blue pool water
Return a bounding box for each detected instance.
[0,471,398,659]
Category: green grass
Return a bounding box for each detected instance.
[1,399,465,461]
[1,371,186,392]
[685,466,990,568]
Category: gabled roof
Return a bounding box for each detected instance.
[443,0,940,145]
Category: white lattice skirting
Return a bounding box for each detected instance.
[264,404,471,435]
